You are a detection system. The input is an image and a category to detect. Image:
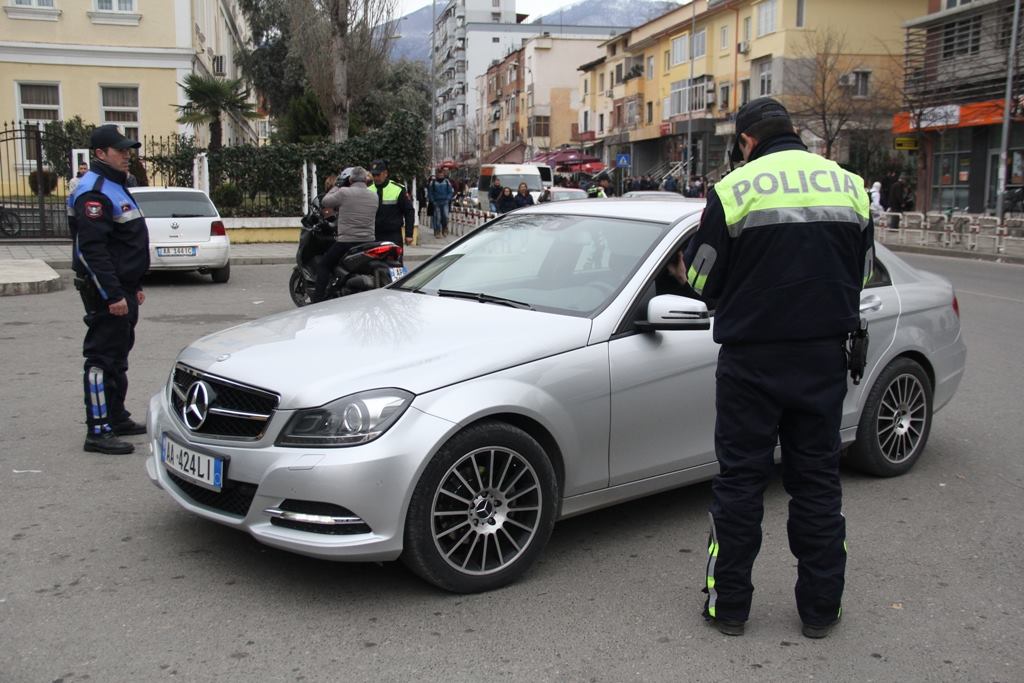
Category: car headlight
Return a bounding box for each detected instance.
[276,389,414,447]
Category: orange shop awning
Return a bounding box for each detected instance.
[893,99,1015,134]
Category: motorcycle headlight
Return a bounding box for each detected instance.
[276,389,414,447]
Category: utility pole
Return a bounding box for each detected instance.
[685,0,696,180]
[430,0,437,171]
[995,0,1021,222]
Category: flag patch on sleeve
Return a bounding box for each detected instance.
[84,201,103,219]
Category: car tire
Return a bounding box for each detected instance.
[288,269,309,307]
[210,262,230,283]
[402,421,559,593]
[847,357,933,477]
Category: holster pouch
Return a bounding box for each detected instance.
[846,318,869,385]
[74,276,102,314]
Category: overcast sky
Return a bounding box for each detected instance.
[398,0,576,23]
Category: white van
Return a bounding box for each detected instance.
[477,164,544,210]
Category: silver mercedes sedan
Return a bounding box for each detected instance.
[146,200,966,593]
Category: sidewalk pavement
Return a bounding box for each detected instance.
[0,235,456,296]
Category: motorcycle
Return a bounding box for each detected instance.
[289,200,406,307]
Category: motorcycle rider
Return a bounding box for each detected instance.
[312,166,378,303]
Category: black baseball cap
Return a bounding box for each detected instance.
[370,159,388,174]
[730,97,792,162]
[90,124,141,150]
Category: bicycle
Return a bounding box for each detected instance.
[0,205,22,237]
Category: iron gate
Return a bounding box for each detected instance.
[0,122,70,239]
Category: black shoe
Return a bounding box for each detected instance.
[112,419,146,436]
[704,615,745,636]
[802,616,841,639]
[84,432,135,455]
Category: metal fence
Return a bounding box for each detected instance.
[0,122,70,239]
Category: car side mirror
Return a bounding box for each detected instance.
[636,295,710,332]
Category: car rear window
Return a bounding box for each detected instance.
[131,191,217,218]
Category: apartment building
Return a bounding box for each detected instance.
[432,0,625,166]
[477,35,604,163]
[1,0,258,157]
[893,0,1023,213]
[578,0,928,181]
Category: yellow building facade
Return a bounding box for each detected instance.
[579,0,927,181]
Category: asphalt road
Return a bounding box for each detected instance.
[1,254,1022,683]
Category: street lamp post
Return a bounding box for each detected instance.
[685,0,696,181]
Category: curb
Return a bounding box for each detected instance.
[37,253,436,271]
[884,243,1024,265]
[0,259,64,297]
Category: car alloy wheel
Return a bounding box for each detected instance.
[848,357,933,477]
[402,421,558,592]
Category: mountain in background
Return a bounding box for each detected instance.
[390,0,681,64]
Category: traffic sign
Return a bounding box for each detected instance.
[616,153,631,168]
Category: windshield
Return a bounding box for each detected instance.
[478,174,543,192]
[396,213,670,316]
[131,191,217,218]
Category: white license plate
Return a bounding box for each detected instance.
[389,266,407,281]
[157,246,197,257]
[161,434,224,491]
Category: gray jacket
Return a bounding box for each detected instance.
[322,181,378,243]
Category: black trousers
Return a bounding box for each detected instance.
[313,241,362,302]
[704,339,848,626]
[81,292,139,435]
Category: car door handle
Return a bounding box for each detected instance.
[859,294,883,314]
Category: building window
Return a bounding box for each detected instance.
[646,55,654,80]
[720,25,729,51]
[583,110,589,132]
[96,0,135,10]
[942,16,981,59]
[492,36,499,43]
[664,50,670,71]
[932,128,972,210]
[18,83,59,163]
[529,116,550,137]
[671,35,688,66]
[14,0,56,6]
[853,71,870,98]
[101,86,140,140]
[599,73,605,91]
[740,78,751,106]
[598,113,604,132]
[491,11,500,21]
[615,63,623,84]
[492,0,499,5]
[647,101,653,124]
[754,58,772,96]
[743,16,751,42]
[945,0,974,7]
[6,0,59,20]
[796,0,805,27]
[670,79,687,116]
[756,0,777,37]
[583,79,589,95]
[720,82,731,110]
[693,30,706,59]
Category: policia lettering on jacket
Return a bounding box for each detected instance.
[678,98,874,639]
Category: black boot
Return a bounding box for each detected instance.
[112,418,146,436]
[84,432,135,455]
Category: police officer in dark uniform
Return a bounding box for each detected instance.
[672,98,874,638]
[68,124,150,455]
[369,159,415,254]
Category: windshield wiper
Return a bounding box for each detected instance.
[437,289,534,310]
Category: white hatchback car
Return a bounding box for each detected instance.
[130,187,231,283]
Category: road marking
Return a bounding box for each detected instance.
[956,289,1024,304]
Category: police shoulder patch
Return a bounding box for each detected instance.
[84,201,104,220]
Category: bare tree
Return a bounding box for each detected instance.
[284,0,398,142]
[788,29,874,160]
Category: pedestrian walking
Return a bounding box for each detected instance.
[495,186,518,213]
[428,168,455,238]
[68,125,150,455]
[514,182,534,208]
[670,97,874,639]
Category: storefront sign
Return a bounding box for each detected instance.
[893,136,919,151]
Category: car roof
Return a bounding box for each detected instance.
[517,197,706,223]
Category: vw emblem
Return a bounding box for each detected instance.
[182,380,212,430]
[171,221,180,230]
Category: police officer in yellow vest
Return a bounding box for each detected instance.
[370,159,415,255]
[672,98,874,639]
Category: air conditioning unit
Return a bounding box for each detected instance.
[212,54,226,76]
[837,73,854,87]
[737,41,750,55]
[605,89,614,98]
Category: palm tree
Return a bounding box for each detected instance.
[175,73,259,153]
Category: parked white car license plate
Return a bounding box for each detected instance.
[389,266,407,281]
[162,434,224,491]
[157,246,197,257]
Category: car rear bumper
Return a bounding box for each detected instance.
[149,237,229,271]
[145,387,452,562]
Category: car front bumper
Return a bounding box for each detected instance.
[149,237,230,271]
[146,386,453,562]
